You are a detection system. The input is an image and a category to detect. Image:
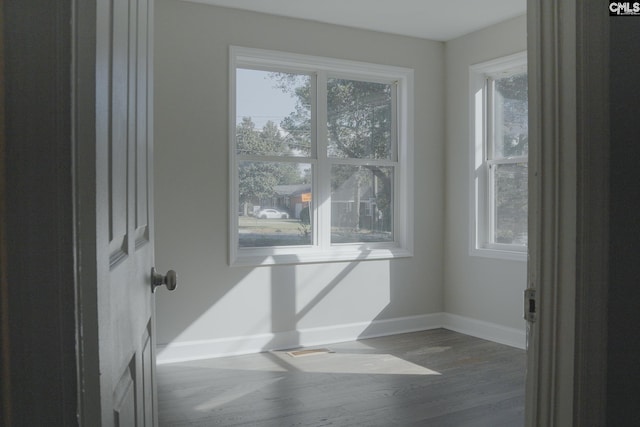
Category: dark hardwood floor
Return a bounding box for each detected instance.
[157,329,525,426]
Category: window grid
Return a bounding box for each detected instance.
[485,72,528,250]
[230,47,413,266]
[469,51,528,261]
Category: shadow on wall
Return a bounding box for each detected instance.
[266,260,362,351]
[155,252,416,363]
[357,257,432,341]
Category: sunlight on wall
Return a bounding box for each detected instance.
[157,261,394,363]
[294,262,391,328]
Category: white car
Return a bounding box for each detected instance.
[257,208,289,219]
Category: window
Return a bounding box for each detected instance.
[230,47,414,266]
[470,52,528,261]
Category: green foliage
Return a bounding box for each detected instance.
[298,222,311,239]
[495,72,527,100]
[236,117,302,205]
[272,73,393,232]
[495,72,528,158]
[270,73,312,156]
[272,74,393,160]
[326,79,392,160]
[492,72,528,244]
[299,206,310,225]
[494,163,528,244]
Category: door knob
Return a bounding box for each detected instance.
[151,267,177,293]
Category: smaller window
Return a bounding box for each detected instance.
[470,52,528,261]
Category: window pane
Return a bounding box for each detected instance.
[493,72,528,158]
[493,163,528,245]
[331,165,393,243]
[236,69,311,157]
[327,78,393,160]
[238,161,312,247]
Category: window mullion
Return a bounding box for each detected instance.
[316,70,331,250]
[310,72,319,247]
[487,162,496,245]
[237,154,315,164]
[328,158,397,167]
[392,81,398,162]
[487,156,528,166]
[486,77,495,161]
[485,77,495,245]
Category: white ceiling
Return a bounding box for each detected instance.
[187,0,526,41]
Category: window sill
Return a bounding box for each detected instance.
[231,246,413,267]
[469,246,527,262]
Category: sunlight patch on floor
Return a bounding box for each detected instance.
[271,351,441,376]
[194,377,284,412]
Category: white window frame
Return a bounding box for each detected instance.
[469,51,527,262]
[229,46,414,266]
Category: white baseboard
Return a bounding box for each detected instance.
[156,313,444,365]
[156,312,525,364]
[441,313,526,350]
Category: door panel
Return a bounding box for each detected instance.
[142,326,155,426]
[102,0,156,425]
[135,0,151,248]
[109,0,131,266]
[113,360,136,427]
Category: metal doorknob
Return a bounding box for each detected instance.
[151,267,177,293]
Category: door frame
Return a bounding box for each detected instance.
[525,0,609,425]
[73,0,103,423]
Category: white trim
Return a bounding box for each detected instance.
[156,313,444,364]
[525,0,610,425]
[232,46,414,82]
[525,0,583,425]
[233,246,413,267]
[228,49,238,265]
[470,51,528,76]
[229,46,414,266]
[468,51,528,262]
[156,312,527,364]
[470,246,527,262]
[441,313,526,350]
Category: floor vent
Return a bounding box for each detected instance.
[285,348,333,358]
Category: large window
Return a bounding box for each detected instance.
[230,47,414,265]
[470,52,528,261]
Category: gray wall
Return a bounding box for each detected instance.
[443,16,527,331]
[154,1,445,355]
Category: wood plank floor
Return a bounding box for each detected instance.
[157,329,525,426]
